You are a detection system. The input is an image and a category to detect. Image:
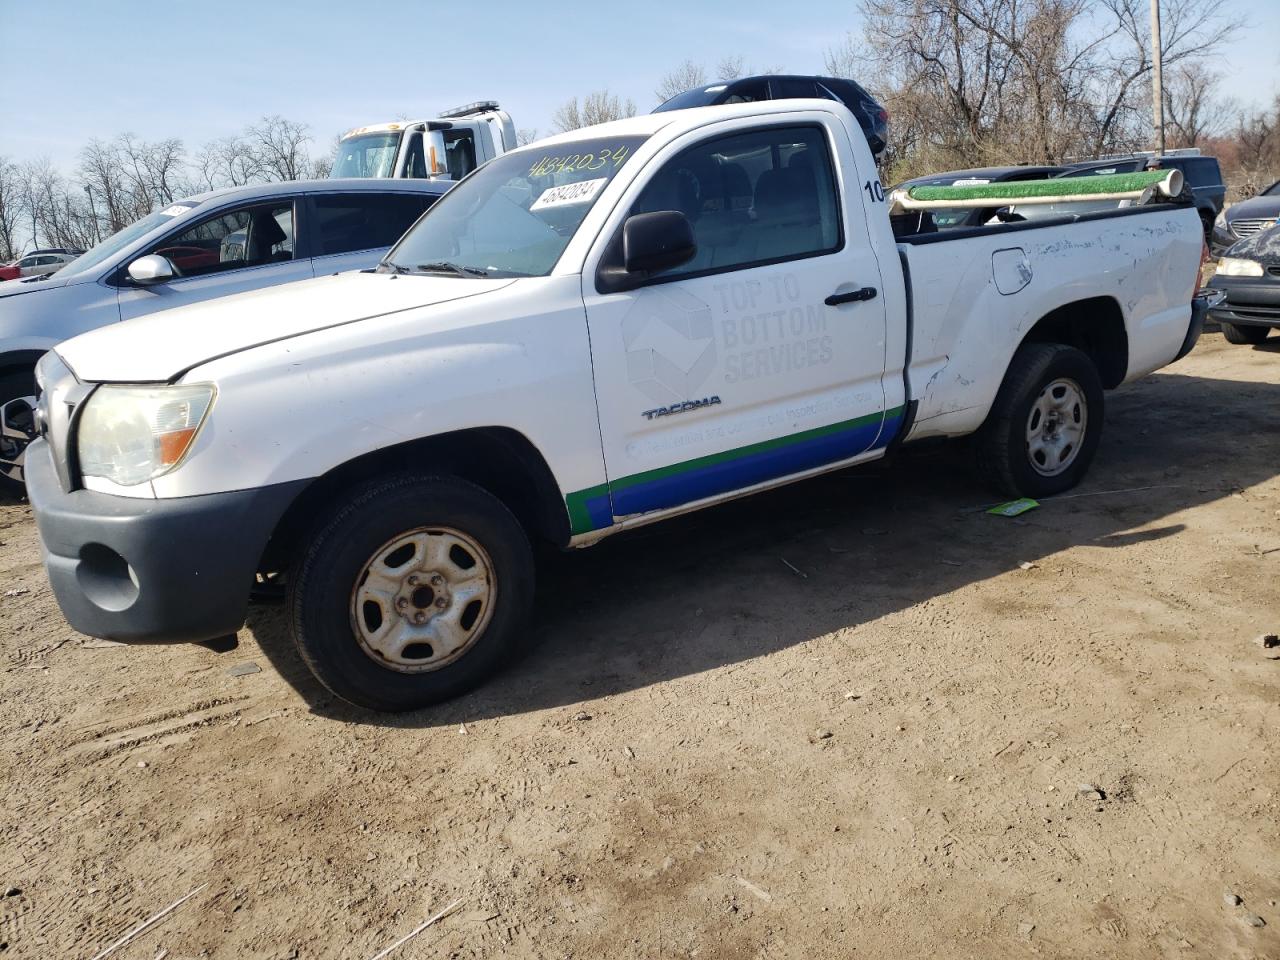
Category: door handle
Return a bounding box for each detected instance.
[825,286,878,306]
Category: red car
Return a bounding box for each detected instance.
[0,262,20,282]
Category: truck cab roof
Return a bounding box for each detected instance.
[530,98,861,149]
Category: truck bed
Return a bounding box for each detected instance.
[891,203,1203,442]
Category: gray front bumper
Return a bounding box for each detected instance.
[26,438,307,644]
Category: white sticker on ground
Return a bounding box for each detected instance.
[530,177,608,211]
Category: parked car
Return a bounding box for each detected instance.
[24,98,1206,711]
[892,165,1066,230]
[1059,151,1224,242]
[653,74,889,163]
[0,251,78,281]
[24,247,86,259]
[1211,180,1280,252]
[1206,222,1280,344]
[0,177,450,487]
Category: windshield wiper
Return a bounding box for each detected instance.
[414,261,489,278]
[376,261,409,274]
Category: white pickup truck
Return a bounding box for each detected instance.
[25,100,1207,712]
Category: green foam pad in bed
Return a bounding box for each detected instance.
[906,170,1171,202]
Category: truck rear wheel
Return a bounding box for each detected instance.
[1221,322,1270,345]
[288,474,534,712]
[974,343,1104,499]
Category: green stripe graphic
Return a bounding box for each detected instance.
[564,405,904,535]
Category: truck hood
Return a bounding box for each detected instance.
[1227,195,1280,222]
[56,271,516,383]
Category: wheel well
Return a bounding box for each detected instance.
[260,427,571,574]
[0,351,46,388]
[1020,297,1128,389]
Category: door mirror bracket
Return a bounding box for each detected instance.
[597,211,696,294]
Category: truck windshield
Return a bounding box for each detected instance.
[384,134,649,278]
[332,132,403,178]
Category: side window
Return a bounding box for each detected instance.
[312,193,432,256]
[771,78,820,99]
[721,79,770,104]
[1175,159,1221,188]
[629,125,842,279]
[443,130,477,180]
[152,204,294,278]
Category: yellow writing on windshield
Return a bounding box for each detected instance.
[528,145,631,179]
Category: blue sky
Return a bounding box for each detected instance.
[2,0,1277,170]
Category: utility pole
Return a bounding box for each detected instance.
[82,185,101,245]
[1150,0,1165,155]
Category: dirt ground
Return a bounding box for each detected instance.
[1,332,1277,960]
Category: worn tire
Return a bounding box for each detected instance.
[1221,322,1270,345]
[973,343,1104,499]
[0,369,36,496]
[288,474,534,712]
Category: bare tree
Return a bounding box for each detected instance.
[654,55,779,106]
[1082,0,1235,155]
[716,55,747,81]
[7,114,334,256]
[1162,64,1231,146]
[245,115,314,181]
[656,59,707,103]
[0,157,23,261]
[193,134,260,190]
[516,128,540,147]
[1225,95,1280,198]
[829,0,1234,180]
[552,90,637,133]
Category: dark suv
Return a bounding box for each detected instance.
[1058,153,1224,243]
[654,74,889,163]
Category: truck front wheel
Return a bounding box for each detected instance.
[288,475,534,712]
[974,343,1104,499]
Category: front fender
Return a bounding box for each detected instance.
[150,276,607,509]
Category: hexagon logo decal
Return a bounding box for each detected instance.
[621,287,716,406]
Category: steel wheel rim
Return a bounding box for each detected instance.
[1025,377,1087,477]
[349,526,496,674]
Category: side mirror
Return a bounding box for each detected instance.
[623,211,696,275]
[127,254,177,285]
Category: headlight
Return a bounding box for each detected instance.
[1214,209,1226,226]
[77,383,215,486]
[1215,257,1264,278]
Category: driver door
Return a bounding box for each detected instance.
[577,120,891,532]
[118,201,312,322]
